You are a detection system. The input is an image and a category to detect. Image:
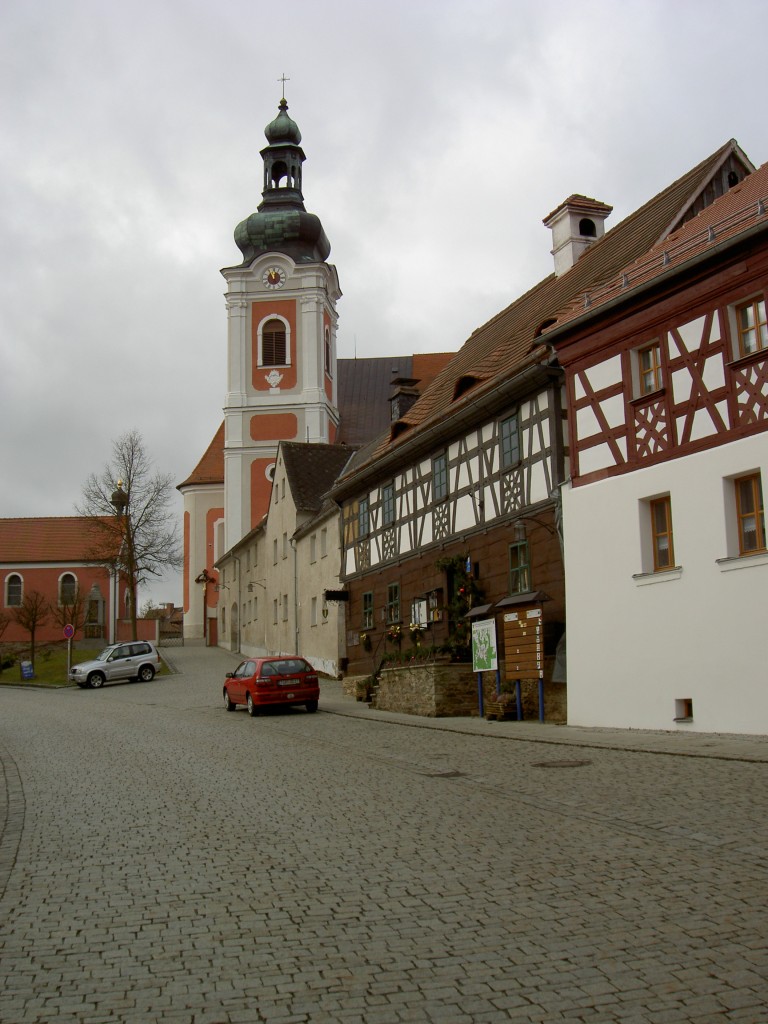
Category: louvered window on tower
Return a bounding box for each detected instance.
[262,319,287,366]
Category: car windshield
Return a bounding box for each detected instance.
[97,647,116,661]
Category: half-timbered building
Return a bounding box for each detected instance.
[330,140,756,716]
[549,156,768,734]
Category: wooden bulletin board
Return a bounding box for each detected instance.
[503,605,544,680]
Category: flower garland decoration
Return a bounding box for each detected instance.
[409,622,425,643]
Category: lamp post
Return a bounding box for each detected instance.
[111,479,137,641]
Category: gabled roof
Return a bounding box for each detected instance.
[547,160,768,336]
[335,352,454,445]
[0,517,112,564]
[281,443,355,513]
[178,422,225,490]
[333,139,755,492]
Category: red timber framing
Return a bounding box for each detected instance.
[556,233,768,487]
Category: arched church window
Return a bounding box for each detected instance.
[324,327,332,377]
[60,573,77,604]
[579,218,597,238]
[261,319,287,366]
[6,573,22,607]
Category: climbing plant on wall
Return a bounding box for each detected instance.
[434,553,485,660]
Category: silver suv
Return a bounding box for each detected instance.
[70,642,162,689]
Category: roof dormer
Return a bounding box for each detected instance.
[543,195,613,277]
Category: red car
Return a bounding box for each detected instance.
[223,656,320,716]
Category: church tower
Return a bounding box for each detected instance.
[221,95,341,550]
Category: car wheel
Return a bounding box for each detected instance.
[138,665,155,682]
[305,700,319,713]
[88,672,105,689]
[246,692,258,717]
[224,689,236,712]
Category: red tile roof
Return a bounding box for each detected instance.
[0,517,113,563]
[334,139,755,490]
[546,161,768,334]
[178,422,226,489]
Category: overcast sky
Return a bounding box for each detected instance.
[2,0,766,605]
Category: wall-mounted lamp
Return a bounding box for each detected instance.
[513,515,558,542]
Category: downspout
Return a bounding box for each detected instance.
[290,538,299,654]
[233,554,241,654]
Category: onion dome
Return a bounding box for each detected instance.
[232,97,331,266]
[264,99,302,146]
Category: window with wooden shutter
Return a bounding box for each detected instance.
[261,318,286,366]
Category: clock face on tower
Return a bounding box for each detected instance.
[262,266,286,289]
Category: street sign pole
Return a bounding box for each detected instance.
[63,624,75,677]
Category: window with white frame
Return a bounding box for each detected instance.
[410,597,428,628]
[259,317,288,367]
[6,573,22,607]
[59,573,77,604]
[310,534,317,562]
[320,527,328,557]
[311,596,318,626]
[282,594,288,621]
[324,326,332,377]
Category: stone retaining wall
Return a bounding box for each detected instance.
[373,658,567,722]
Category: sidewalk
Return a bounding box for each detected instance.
[318,677,768,764]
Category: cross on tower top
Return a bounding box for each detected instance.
[278,73,290,100]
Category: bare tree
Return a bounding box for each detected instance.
[76,430,183,640]
[0,611,9,675]
[13,591,49,669]
[48,586,87,639]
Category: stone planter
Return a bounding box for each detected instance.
[376,661,480,717]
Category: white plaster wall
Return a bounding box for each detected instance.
[296,513,345,677]
[563,433,768,734]
[182,484,223,640]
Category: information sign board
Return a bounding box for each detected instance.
[471,618,498,672]
[503,606,544,680]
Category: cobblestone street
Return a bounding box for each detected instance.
[1,645,767,1023]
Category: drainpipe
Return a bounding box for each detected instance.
[290,537,299,654]
[233,554,241,654]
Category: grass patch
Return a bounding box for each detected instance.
[0,644,168,688]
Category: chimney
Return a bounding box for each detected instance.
[389,376,420,421]
[543,195,613,276]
